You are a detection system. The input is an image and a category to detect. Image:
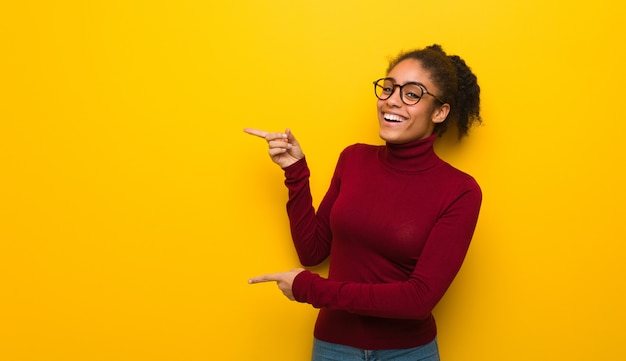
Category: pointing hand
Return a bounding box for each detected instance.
[248,268,305,301]
[243,128,304,169]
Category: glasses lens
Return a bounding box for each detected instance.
[375,79,395,100]
[401,83,424,105]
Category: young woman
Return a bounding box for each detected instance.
[245,44,482,361]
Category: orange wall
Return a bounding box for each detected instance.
[1,1,625,360]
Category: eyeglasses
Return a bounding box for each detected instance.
[373,78,445,105]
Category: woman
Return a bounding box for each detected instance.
[245,44,482,361]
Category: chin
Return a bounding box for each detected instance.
[379,130,401,144]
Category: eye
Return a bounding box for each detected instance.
[404,91,421,100]
[382,86,394,94]
[402,84,424,100]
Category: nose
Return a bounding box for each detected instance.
[386,86,403,107]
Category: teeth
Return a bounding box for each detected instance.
[384,113,404,122]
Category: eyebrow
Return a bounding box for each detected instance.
[384,77,427,87]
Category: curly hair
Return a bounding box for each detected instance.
[386,44,482,139]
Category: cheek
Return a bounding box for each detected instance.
[408,106,433,122]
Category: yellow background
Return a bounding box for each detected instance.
[1,1,625,360]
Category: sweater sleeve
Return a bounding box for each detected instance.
[291,178,482,320]
[283,156,339,266]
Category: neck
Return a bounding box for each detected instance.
[380,134,441,172]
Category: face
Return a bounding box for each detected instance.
[377,59,450,144]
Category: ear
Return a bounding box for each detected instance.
[432,103,450,124]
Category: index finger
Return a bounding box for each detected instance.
[248,273,280,284]
[243,128,269,138]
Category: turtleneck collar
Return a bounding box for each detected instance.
[379,133,442,173]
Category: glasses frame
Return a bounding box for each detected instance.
[373,78,446,105]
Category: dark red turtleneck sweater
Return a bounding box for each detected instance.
[284,134,482,350]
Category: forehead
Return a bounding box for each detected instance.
[387,59,434,87]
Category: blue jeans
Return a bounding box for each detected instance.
[311,337,440,361]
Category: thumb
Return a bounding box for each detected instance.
[285,128,299,146]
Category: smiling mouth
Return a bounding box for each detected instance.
[383,113,406,123]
